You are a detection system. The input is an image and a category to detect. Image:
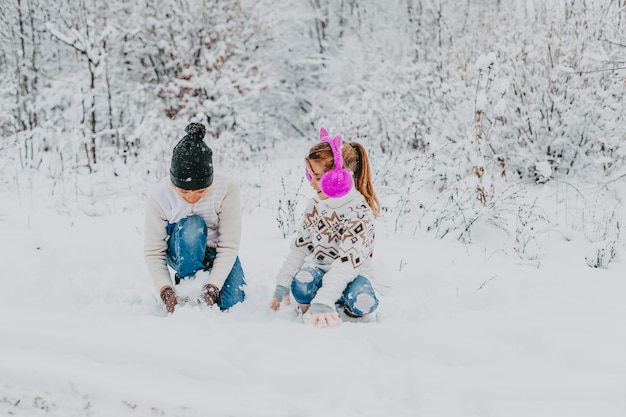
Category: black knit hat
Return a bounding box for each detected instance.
[170,123,214,190]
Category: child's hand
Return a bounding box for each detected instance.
[160,286,178,313]
[269,285,291,311]
[269,297,289,311]
[303,303,342,328]
[201,283,220,306]
[305,312,342,328]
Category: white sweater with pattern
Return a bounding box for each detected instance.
[143,174,241,294]
[275,188,376,309]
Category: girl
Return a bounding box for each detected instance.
[144,123,246,313]
[269,127,380,327]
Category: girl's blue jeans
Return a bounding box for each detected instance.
[166,214,246,310]
[291,267,379,316]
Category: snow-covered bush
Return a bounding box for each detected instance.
[1,0,625,250]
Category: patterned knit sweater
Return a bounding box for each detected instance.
[275,188,376,309]
[143,174,241,294]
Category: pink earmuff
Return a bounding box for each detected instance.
[305,127,353,198]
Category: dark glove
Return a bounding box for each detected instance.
[160,286,177,313]
[202,283,220,306]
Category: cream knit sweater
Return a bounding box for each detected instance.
[275,188,376,309]
[143,174,241,294]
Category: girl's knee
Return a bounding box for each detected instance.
[291,269,319,304]
[293,269,316,284]
[346,292,378,316]
[344,277,379,316]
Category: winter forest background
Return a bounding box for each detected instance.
[2,0,626,255]
[1,0,625,244]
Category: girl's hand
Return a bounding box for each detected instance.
[269,285,291,311]
[305,312,342,328]
[269,297,290,311]
[303,303,342,328]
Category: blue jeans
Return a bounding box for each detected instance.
[166,214,246,310]
[291,267,379,316]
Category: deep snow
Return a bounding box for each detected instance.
[1,181,625,417]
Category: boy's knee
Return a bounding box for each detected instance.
[180,214,205,230]
[177,215,207,241]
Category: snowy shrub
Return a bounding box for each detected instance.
[1,0,625,250]
[275,176,305,238]
[585,240,617,269]
[512,198,551,261]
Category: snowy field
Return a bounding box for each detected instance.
[1,182,626,417]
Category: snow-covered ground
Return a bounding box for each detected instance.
[1,182,625,417]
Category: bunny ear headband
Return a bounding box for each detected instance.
[305,127,353,198]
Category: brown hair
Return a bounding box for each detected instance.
[306,141,380,217]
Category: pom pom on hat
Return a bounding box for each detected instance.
[185,122,206,141]
[170,123,214,190]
